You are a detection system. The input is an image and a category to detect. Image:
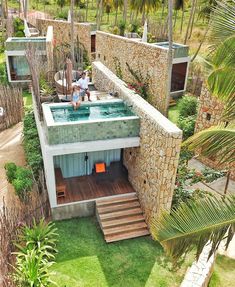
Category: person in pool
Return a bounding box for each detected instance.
[71,85,81,110]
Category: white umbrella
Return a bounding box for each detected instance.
[68,9,71,22]
[23,19,31,37]
[142,20,148,43]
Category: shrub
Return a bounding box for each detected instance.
[12,166,33,201]
[23,111,43,178]
[118,20,126,36]
[112,26,119,35]
[5,162,17,183]
[178,95,198,118]
[178,115,196,139]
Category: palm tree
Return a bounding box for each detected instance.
[166,0,173,117]
[113,0,123,25]
[184,0,235,163]
[151,195,235,263]
[70,0,75,64]
[130,0,158,24]
[151,0,235,263]
[184,0,196,44]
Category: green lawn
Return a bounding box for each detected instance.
[168,103,180,125]
[209,255,235,287]
[51,217,193,287]
[23,90,33,107]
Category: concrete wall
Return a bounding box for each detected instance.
[195,85,235,179]
[95,31,170,115]
[93,61,182,224]
[36,19,92,61]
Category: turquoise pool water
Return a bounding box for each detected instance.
[51,102,134,123]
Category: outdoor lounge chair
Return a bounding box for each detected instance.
[55,168,67,198]
[94,163,108,183]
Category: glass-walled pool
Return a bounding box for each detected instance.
[43,100,140,145]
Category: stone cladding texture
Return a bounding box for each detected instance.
[95,31,170,116]
[195,85,235,179]
[180,244,215,287]
[92,61,182,225]
[36,19,92,61]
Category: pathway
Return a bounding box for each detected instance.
[0,123,25,209]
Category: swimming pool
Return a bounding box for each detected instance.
[51,102,134,123]
[43,100,140,145]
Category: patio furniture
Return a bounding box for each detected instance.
[54,70,79,95]
[94,163,108,183]
[55,168,67,198]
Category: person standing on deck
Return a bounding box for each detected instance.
[77,72,91,101]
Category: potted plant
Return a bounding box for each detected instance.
[39,77,56,103]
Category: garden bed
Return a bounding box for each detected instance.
[50,217,193,287]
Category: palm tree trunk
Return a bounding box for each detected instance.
[159,2,165,38]
[86,0,89,21]
[189,0,197,39]
[24,0,27,19]
[123,0,127,23]
[184,0,196,44]
[166,0,173,117]
[70,0,75,64]
[180,8,184,33]
[191,26,209,62]
[142,6,146,24]
[115,7,118,25]
[173,9,178,28]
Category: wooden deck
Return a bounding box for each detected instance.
[57,163,135,205]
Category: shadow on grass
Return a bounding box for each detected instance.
[52,217,190,287]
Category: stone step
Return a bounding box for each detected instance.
[101,214,146,228]
[99,207,143,221]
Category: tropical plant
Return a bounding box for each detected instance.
[178,95,198,117]
[130,0,159,23]
[4,162,17,183]
[178,115,196,139]
[151,195,235,264]
[184,0,235,164]
[13,249,55,287]
[57,0,66,12]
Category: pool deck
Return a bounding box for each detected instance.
[57,162,135,205]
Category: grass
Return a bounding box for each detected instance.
[168,102,180,125]
[23,90,33,107]
[51,217,193,287]
[209,255,235,287]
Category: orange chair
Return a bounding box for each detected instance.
[95,162,106,173]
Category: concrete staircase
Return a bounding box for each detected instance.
[96,193,150,243]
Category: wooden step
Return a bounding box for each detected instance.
[99,207,143,221]
[96,193,137,207]
[103,221,148,236]
[97,201,140,214]
[101,214,146,228]
[105,229,150,243]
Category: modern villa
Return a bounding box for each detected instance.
[5,26,53,83]
[34,61,182,242]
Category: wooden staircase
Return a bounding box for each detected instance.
[96,193,150,243]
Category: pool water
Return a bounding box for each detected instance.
[51,102,134,123]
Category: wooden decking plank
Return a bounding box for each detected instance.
[103,222,148,236]
[96,193,137,207]
[105,229,150,243]
[99,207,143,220]
[101,215,145,228]
[97,201,140,214]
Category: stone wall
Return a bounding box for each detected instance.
[180,244,215,287]
[195,85,235,179]
[95,31,170,115]
[36,19,92,61]
[92,61,182,224]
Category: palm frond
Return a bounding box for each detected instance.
[150,195,235,263]
[182,124,235,164]
[210,0,235,42]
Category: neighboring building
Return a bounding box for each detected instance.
[5,26,53,83]
[36,19,97,61]
[95,31,190,115]
[195,84,235,179]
